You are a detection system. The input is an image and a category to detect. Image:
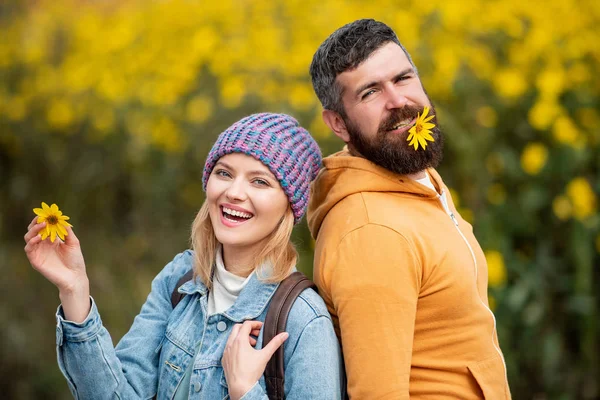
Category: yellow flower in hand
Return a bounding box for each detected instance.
[407,106,436,150]
[33,202,73,242]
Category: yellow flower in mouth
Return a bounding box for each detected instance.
[33,202,73,242]
[407,106,436,151]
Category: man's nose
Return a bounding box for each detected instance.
[385,86,408,110]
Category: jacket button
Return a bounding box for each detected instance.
[193,382,202,392]
[217,321,227,332]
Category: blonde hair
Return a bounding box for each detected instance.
[190,202,297,289]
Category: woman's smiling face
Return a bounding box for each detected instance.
[206,152,289,255]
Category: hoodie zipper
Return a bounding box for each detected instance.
[437,189,509,391]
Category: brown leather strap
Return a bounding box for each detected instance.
[263,272,316,400]
[170,269,194,309]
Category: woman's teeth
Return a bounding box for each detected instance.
[222,207,253,220]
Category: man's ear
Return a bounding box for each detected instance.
[322,109,350,143]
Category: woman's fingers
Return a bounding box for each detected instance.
[225,323,243,350]
[27,216,38,231]
[24,222,46,243]
[24,232,43,254]
[260,332,289,359]
[64,224,80,246]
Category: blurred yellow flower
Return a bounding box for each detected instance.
[520,142,548,175]
[46,99,75,130]
[407,106,436,150]
[552,195,572,221]
[33,202,73,243]
[186,96,214,124]
[566,177,597,221]
[476,106,498,128]
[536,66,566,97]
[528,99,563,130]
[494,68,528,99]
[485,250,507,287]
[552,116,582,148]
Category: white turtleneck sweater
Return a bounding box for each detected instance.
[207,246,254,315]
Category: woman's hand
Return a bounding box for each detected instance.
[222,320,289,400]
[24,217,90,322]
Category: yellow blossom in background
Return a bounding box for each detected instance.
[488,294,497,311]
[552,116,582,148]
[528,99,563,130]
[493,68,528,99]
[520,142,548,175]
[485,250,507,287]
[186,96,214,124]
[476,106,498,128]
[536,65,566,98]
[46,98,76,130]
[566,177,597,221]
[33,202,73,243]
[552,195,573,221]
[407,106,436,150]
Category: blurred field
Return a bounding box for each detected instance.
[1,0,598,398]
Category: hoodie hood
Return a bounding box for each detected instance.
[307,147,445,238]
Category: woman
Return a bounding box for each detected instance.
[24,113,344,399]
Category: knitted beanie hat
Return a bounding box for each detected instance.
[202,113,322,224]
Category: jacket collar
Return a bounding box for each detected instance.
[177,269,280,322]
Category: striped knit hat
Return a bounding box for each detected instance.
[202,113,322,224]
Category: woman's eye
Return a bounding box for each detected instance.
[254,178,270,187]
[215,169,231,178]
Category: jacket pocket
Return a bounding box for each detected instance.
[220,368,230,400]
[467,354,510,399]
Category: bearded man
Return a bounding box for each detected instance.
[307,19,511,399]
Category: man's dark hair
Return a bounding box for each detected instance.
[309,19,417,116]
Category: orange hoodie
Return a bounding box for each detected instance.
[307,149,511,399]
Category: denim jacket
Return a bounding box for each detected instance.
[55,250,344,399]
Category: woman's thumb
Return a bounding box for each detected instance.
[261,332,289,359]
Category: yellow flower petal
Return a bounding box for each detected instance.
[42,202,50,211]
[33,208,46,216]
[41,230,49,240]
[36,216,46,224]
[51,203,59,213]
[421,131,435,141]
[423,115,435,123]
[50,228,57,243]
[59,215,70,221]
[56,223,68,237]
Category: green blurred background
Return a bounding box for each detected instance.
[1,0,598,398]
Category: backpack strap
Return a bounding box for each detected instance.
[170,269,194,309]
[263,272,317,400]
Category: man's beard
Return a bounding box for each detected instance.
[345,104,444,175]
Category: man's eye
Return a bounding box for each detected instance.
[361,89,376,100]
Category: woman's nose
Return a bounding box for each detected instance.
[225,179,248,202]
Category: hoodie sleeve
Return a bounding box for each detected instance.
[329,223,420,400]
